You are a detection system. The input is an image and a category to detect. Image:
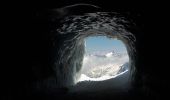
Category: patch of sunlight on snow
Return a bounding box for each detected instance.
[78,70,128,82]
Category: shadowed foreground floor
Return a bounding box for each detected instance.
[29,71,132,100]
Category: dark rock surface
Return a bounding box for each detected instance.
[3,0,169,100]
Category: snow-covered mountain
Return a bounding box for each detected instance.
[78,62,129,82]
[105,52,114,57]
[78,50,129,82]
[86,64,120,78]
[85,62,129,78]
[87,50,127,58]
[117,62,129,74]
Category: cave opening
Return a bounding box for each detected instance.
[68,34,135,93]
[51,12,136,89]
[78,36,130,82]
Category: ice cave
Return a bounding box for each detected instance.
[32,5,136,94]
[6,2,167,100]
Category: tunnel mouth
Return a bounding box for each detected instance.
[77,36,130,82]
[67,33,135,93]
[52,12,136,89]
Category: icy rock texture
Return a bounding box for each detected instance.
[36,11,136,89]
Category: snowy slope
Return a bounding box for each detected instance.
[79,50,129,82]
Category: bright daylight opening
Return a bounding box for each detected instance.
[78,36,129,82]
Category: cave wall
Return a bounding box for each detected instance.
[4,0,169,100]
[49,9,136,88]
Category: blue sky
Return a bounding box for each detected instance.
[85,36,127,53]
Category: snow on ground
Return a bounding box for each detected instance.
[69,69,131,95]
[78,69,128,82]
